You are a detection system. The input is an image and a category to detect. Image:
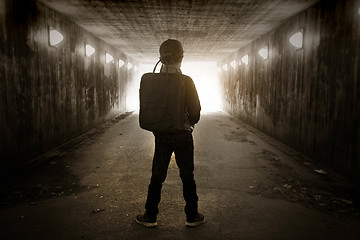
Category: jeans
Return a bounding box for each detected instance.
[145,131,199,219]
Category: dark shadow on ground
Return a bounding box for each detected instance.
[0,112,133,208]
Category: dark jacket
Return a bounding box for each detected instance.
[182,74,201,126]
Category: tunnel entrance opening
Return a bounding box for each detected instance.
[129,61,221,112]
[182,61,220,112]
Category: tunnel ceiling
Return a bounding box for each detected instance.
[39,0,319,63]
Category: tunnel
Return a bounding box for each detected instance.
[1,0,360,239]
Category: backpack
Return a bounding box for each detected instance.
[139,70,186,132]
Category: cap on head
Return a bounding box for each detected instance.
[159,39,184,65]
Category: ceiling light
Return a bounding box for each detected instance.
[230,60,237,69]
[49,27,63,46]
[258,47,268,60]
[85,44,95,57]
[127,63,133,70]
[241,55,249,65]
[222,64,228,71]
[105,53,113,63]
[118,59,124,68]
[289,31,303,49]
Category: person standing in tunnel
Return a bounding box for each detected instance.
[136,39,204,228]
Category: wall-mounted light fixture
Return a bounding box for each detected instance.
[358,7,360,15]
[241,55,249,65]
[118,59,125,68]
[49,27,63,47]
[105,53,114,63]
[289,31,303,49]
[85,44,95,57]
[127,63,133,70]
[222,64,228,71]
[230,60,237,69]
[258,46,268,60]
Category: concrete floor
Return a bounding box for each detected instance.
[1,112,360,240]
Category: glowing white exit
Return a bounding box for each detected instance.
[127,62,221,112]
[182,61,221,112]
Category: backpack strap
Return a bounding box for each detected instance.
[153,59,161,73]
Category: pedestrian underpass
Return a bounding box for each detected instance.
[1,0,360,239]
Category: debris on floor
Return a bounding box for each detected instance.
[314,169,328,175]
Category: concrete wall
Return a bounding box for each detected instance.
[0,0,135,171]
[219,0,360,181]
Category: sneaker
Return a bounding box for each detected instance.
[135,214,157,228]
[185,212,205,227]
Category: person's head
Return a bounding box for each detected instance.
[159,39,184,66]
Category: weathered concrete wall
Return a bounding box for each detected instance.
[0,0,135,171]
[219,0,360,181]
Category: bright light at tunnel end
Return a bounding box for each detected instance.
[180,62,221,112]
[130,61,222,113]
